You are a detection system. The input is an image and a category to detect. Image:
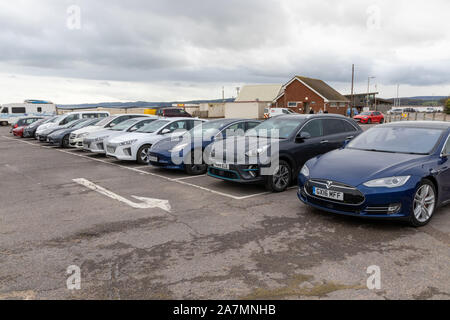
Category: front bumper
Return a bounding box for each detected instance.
[83,140,106,154]
[297,178,418,220]
[48,135,63,146]
[105,143,135,161]
[207,163,264,183]
[148,151,184,170]
[69,135,85,149]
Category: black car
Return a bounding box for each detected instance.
[23,117,56,138]
[207,114,363,192]
[47,118,102,148]
[38,118,88,142]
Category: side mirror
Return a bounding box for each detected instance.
[161,128,171,134]
[296,131,311,142]
[109,123,116,127]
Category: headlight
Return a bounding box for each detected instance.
[363,176,410,188]
[77,132,89,138]
[245,145,269,157]
[170,142,189,152]
[300,164,310,177]
[119,139,137,146]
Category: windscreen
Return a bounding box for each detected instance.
[246,118,304,139]
[135,120,170,133]
[347,126,444,155]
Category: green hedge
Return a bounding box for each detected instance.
[446,99,450,114]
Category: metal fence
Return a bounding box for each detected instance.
[386,112,449,123]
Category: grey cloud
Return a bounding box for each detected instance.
[0,0,449,92]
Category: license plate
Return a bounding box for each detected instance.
[213,162,229,170]
[149,156,158,162]
[313,187,344,201]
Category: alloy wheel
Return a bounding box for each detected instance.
[140,147,151,163]
[273,164,290,189]
[413,185,435,223]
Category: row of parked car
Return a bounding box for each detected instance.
[9,111,450,227]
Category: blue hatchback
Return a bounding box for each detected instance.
[298,121,450,227]
[149,119,261,175]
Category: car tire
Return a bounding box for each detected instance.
[62,134,70,148]
[264,160,292,193]
[409,179,437,227]
[185,150,207,175]
[379,118,384,124]
[137,144,152,164]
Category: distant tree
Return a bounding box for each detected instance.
[446,99,450,114]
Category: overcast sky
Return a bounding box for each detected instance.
[1,0,449,104]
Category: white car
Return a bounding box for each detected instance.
[105,118,207,164]
[69,114,151,148]
[263,108,296,119]
[35,111,109,137]
[83,117,157,154]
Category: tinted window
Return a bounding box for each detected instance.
[246,122,260,130]
[323,119,347,135]
[247,117,304,139]
[341,120,357,132]
[444,135,450,155]
[1,107,8,113]
[12,107,26,114]
[301,120,323,138]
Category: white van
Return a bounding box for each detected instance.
[36,110,110,136]
[0,100,56,126]
[263,108,296,119]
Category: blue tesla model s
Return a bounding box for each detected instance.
[298,121,450,226]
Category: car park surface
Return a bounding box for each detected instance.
[0,124,448,300]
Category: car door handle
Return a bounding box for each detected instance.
[320,140,329,144]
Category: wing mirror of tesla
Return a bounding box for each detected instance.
[296,131,311,143]
[160,128,171,134]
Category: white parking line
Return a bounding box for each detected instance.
[2,135,275,200]
[172,175,207,181]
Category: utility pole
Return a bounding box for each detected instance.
[222,87,225,102]
[236,87,240,98]
[396,84,400,107]
[350,64,355,117]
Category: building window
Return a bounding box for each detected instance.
[330,103,337,107]
[288,102,300,108]
[37,107,42,112]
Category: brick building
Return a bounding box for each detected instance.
[273,76,350,115]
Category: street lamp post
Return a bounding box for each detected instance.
[367,76,375,110]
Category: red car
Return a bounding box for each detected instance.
[353,111,384,124]
[11,117,43,137]
[13,126,25,137]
